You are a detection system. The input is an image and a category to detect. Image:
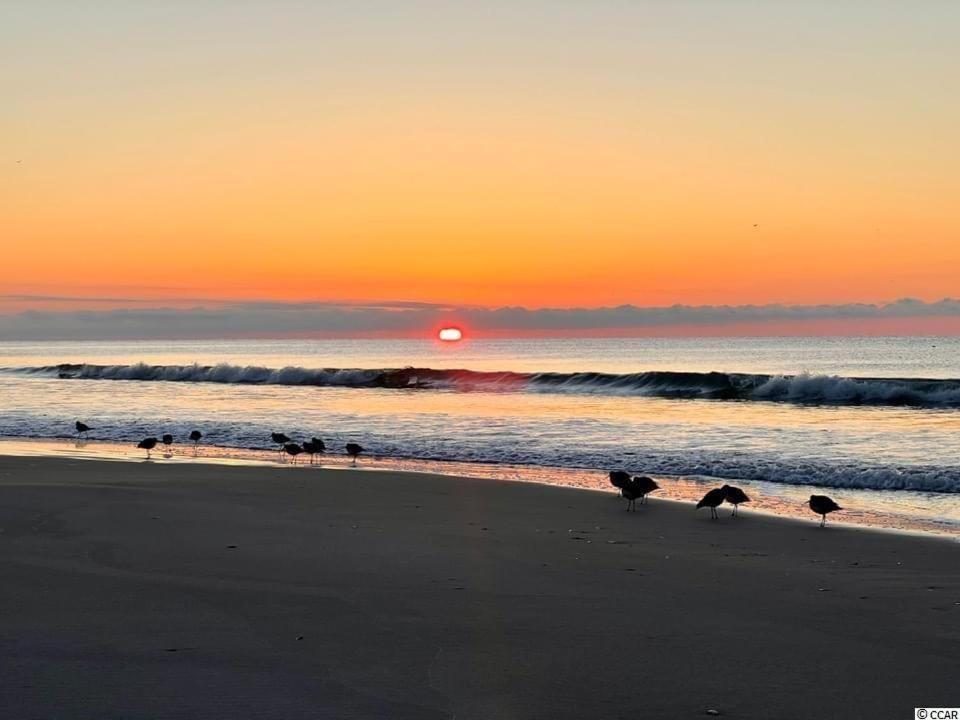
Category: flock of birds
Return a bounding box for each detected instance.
[76,420,843,526]
[74,421,365,465]
[268,431,365,466]
[609,470,842,527]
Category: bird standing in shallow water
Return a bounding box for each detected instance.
[271,432,291,455]
[284,443,303,464]
[75,421,90,438]
[809,495,841,527]
[345,443,364,466]
[696,487,726,519]
[722,485,750,517]
[302,438,325,464]
[161,434,174,453]
[188,430,202,453]
[137,437,158,459]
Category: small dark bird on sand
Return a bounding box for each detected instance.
[345,443,364,465]
[696,487,726,519]
[188,430,202,448]
[284,443,303,464]
[609,470,631,494]
[809,495,841,527]
[620,483,643,512]
[271,432,291,453]
[162,434,173,450]
[302,438,325,464]
[620,477,657,512]
[137,437,158,458]
[75,421,90,437]
[722,484,750,517]
[630,475,659,505]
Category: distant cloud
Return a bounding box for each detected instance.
[0,298,958,340]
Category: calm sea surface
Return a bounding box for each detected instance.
[1,337,958,535]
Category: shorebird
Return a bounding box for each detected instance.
[271,432,291,454]
[302,438,325,464]
[630,475,660,505]
[722,484,750,517]
[188,430,202,451]
[345,443,364,466]
[609,470,631,495]
[696,487,726,519]
[283,443,303,464]
[621,482,643,511]
[161,434,174,452]
[137,437,158,459]
[809,495,842,527]
[75,421,91,437]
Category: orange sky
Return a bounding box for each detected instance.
[2,3,958,316]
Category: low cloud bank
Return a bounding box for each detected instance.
[0,297,957,340]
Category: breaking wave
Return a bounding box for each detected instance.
[6,362,960,407]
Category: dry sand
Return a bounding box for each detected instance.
[0,456,957,719]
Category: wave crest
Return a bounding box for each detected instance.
[6,363,960,407]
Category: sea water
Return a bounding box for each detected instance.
[1,337,958,534]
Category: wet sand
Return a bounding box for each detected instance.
[0,456,957,719]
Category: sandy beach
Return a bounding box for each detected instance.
[0,456,956,719]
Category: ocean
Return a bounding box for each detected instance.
[1,336,959,535]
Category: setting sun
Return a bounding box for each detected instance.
[438,327,463,342]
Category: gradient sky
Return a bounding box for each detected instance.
[3,1,959,328]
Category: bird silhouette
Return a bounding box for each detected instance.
[630,475,660,505]
[188,430,202,452]
[302,438,326,464]
[696,487,726,519]
[137,437,158,459]
[284,443,304,464]
[75,421,91,437]
[609,470,631,495]
[345,443,364,466]
[271,432,291,454]
[809,495,842,527]
[722,484,750,517]
[161,434,174,452]
[620,482,644,511]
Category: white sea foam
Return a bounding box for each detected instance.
[6,363,960,407]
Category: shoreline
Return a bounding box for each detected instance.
[0,455,957,718]
[1,436,958,538]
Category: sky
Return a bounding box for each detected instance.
[2,1,959,337]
